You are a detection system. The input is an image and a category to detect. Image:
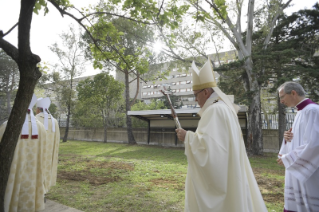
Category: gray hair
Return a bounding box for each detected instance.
[207,88,214,93]
[278,81,305,97]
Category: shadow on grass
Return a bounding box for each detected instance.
[95,145,187,165]
[61,140,187,165]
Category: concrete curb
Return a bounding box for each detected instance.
[39,200,84,212]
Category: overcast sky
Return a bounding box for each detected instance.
[0,0,318,77]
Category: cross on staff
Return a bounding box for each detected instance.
[160,89,181,129]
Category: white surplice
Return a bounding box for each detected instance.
[279,103,319,212]
[184,93,267,212]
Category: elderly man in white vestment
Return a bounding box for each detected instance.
[277,82,319,212]
[175,60,267,212]
[36,97,60,193]
[0,94,46,212]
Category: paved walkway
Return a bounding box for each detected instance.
[39,200,84,212]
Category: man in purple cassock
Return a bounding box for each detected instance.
[277,81,319,212]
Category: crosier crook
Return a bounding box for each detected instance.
[160,89,181,129]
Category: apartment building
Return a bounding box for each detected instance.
[141,50,238,108]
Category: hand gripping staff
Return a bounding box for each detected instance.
[160,89,181,129]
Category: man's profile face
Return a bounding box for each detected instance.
[279,89,294,107]
[194,89,207,108]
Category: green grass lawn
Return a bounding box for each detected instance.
[46,141,285,212]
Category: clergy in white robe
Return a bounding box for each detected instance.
[36,97,60,192]
[176,60,267,212]
[277,82,319,212]
[0,94,46,212]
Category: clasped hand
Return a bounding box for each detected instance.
[175,128,186,142]
[284,128,293,142]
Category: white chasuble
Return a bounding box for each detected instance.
[36,113,60,191]
[184,96,267,212]
[279,103,319,212]
[0,118,46,212]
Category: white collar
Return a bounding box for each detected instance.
[208,91,219,100]
[198,92,220,117]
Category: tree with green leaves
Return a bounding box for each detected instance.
[154,0,294,154]
[74,72,124,142]
[217,3,319,149]
[0,50,19,121]
[0,0,190,208]
[268,3,319,147]
[49,25,86,142]
[88,17,160,144]
[275,3,319,101]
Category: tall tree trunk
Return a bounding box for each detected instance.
[103,115,107,143]
[124,71,136,144]
[278,96,286,149]
[240,56,263,155]
[0,1,41,210]
[62,77,74,143]
[130,72,140,107]
[62,104,70,142]
[247,88,263,155]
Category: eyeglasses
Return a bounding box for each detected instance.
[193,89,205,98]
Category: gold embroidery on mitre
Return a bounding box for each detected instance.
[193,81,217,91]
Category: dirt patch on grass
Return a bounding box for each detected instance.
[262,192,284,203]
[253,167,285,176]
[58,159,134,185]
[86,160,134,171]
[150,178,184,190]
[253,168,284,205]
[58,170,122,185]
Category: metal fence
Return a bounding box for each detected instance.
[58,117,127,128]
[58,114,296,130]
[262,113,296,130]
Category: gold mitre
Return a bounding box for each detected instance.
[191,59,239,115]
